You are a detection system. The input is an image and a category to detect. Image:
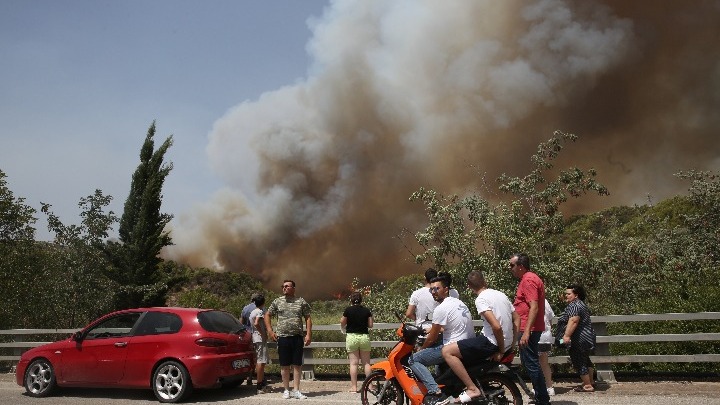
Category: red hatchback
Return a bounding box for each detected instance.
[16,307,255,403]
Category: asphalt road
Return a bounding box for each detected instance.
[2,373,720,405]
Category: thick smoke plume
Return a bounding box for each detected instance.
[163,0,720,299]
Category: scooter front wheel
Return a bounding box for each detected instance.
[361,370,405,405]
[475,373,523,405]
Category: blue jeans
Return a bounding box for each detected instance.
[408,343,444,393]
[520,331,549,405]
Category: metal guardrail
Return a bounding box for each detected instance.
[2,313,719,382]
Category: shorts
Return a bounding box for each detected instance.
[538,343,552,353]
[254,342,269,364]
[457,335,498,364]
[277,335,304,366]
[345,333,371,352]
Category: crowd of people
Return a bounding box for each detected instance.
[241,254,596,404]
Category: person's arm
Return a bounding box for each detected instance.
[520,299,538,348]
[405,304,417,321]
[264,309,277,341]
[420,323,442,350]
[304,315,313,346]
[563,315,580,345]
[254,312,267,340]
[340,316,348,328]
[511,311,520,350]
[481,310,505,361]
[368,315,374,329]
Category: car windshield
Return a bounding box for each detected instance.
[197,310,244,334]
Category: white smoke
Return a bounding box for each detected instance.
[163,0,720,298]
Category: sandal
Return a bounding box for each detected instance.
[455,390,481,403]
[573,385,595,392]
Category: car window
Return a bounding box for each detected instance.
[85,312,142,339]
[197,310,243,334]
[133,312,183,336]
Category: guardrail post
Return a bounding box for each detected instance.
[593,322,616,383]
[301,346,315,380]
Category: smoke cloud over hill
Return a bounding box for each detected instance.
[163,0,720,299]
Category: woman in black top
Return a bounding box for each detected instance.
[340,291,373,392]
[558,283,597,392]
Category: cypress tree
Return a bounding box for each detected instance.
[113,121,174,307]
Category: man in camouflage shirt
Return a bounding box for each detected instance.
[265,279,312,399]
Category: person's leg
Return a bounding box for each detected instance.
[280,366,291,391]
[348,351,360,391]
[441,342,482,398]
[277,336,292,394]
[577,350,595,391]
[538,351,553,389]
[360,350,372,382]
[520,331,549,405]
[291,335,304,392]
[408,344,445,394]
[292,365,302,391]
[256,363,266,392]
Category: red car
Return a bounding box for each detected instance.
[16,307,256,403]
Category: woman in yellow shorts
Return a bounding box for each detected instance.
[340,291,373,392]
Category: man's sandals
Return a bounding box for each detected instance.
[573,385,595,392]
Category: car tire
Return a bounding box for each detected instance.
[152,360,193,403]
[24,358,57,397]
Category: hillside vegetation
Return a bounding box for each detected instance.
[2,132,719,373]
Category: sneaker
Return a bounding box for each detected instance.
[423,392,450,405]
[531,387,554,396]
[291,390,308,400]
[282,389,291,399]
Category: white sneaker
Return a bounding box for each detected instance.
[292,390,308,400]
[282,389,291,399]
[531,387,555,396]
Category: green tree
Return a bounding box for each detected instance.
[38,191,119,327]
[0,169,36,243]
[110,122,174,308]
[410,131,609,294]
[0,169,38,328]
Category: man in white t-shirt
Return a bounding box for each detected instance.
[441,270,520,403]
[408,275,474,405]
[406,268,460,327]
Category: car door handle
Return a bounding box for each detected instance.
[115,342,128,348]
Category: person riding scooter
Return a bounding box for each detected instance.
[441,269,520,403]
[408,275,475,405]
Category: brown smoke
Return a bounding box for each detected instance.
[163,0,720,299]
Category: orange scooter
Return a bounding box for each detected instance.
[361,311,526,405]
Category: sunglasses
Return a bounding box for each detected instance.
[282,284,294,289]
[429,286,445,292]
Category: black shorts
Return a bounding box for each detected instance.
[277,335,304,366]
[457,335,498,364]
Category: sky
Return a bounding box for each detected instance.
[3,0,720,299]
[0,0,329,239]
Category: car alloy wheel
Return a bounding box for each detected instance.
[152,360,193,403]
[24,359,56,397]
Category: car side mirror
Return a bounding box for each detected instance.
[71,331,83,342]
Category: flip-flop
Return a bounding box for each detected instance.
[455,390,480,403]
[573,385,595,392]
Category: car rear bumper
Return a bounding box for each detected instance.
[184,352,255,388]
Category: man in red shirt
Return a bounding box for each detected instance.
[509,253,550,405]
